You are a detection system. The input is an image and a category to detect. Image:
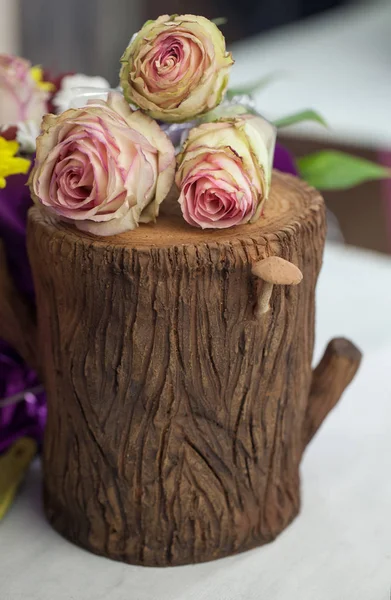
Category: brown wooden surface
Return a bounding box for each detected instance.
[26,171,361,566]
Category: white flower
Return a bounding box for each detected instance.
[16,120,41,153]
[53,74,111,114]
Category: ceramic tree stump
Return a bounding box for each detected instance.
[1,171,361,566]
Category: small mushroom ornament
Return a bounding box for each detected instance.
[252,256,303,318]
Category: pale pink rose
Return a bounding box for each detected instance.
[29,92,175,236]
[176,115,276,229]
[120,15,234,123]
[0,54,50,127]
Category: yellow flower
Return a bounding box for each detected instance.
[30,66,55,93]
[0,137,31,188]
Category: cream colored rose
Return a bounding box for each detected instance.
[29,92,175,236]
[0,54,50,127]
[176,115,276,228]
[120,14,234,123]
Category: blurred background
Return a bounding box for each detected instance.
[1,0,390,253]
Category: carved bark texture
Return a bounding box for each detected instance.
[27,172,361,566]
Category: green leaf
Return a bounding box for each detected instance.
[212,17,228,26]
[297,151,391,190]
[226,73,279,100]
[201,104,250,123]
[273,109,327,129]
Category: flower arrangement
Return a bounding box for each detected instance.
[0,13,390,475]
[3,15,391,236]
[23,14,391,236]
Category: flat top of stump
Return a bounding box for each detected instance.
[28,171,323,250]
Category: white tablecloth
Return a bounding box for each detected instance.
[1,242,391,600]
[229,0,391,150]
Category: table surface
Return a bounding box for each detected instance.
[1,242,391,600]
[230,0,391,149]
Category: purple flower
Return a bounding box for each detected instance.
[273,143,298,176]
[0,171,46,453]
[0,171,35,302]
[0,339,46,453]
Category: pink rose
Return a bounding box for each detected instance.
[0,54,50,127]
[29,93,175,235]
[175,115,276,229]
[120,15,234,123]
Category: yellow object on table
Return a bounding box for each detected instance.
[0,437,37,520]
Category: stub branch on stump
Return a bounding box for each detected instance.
[304,338,362,448]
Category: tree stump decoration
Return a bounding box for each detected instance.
[23,171,361,566]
